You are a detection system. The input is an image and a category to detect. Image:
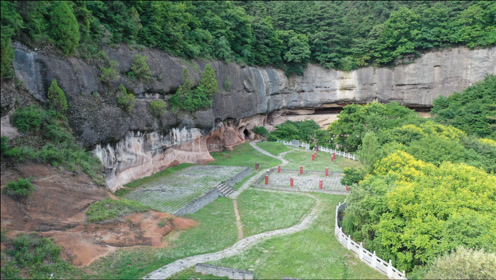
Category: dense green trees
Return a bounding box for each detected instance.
[432,74,496,140]
[345,152,496,272]
[329,79,496,275]
[1,1,494,79]
[49,1,80,55]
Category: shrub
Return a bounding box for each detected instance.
[223,76,232,92]
[116,84,136,113]
[1,37,15,79]
[129,54,151,81]
[100,60,120,84]
[425,247,496,279]
[149,100,167,118]
[253,126,268,136]
[11,105,45,133]
[47,79,68,112]
[1,136,9,155]
[3,177,35,199]
[340,167,366,186]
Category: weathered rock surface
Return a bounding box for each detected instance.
[10,42,496,191]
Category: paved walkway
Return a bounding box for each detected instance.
[143,192,320,279]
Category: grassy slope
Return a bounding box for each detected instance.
[256,142,290,156]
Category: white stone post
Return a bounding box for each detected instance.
[403,270,406,279]
[387,259,393,278]
[358,242,363,260]
[371,251,377,268]
[347,235,351,250]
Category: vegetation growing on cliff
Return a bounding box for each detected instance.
[170,65,218,112]
[47,79,68,113]
[4,105,104,184]
[2,177,35,199]
[1,1,495,78]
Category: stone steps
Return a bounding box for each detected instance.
[216,183,235,197]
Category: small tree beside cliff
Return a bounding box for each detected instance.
[199,64,218,97]
[47,79,67,113]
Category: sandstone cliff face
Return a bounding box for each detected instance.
[10,42,496,190]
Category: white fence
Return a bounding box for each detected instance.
[277,140,357,160]
[335,200,407,280]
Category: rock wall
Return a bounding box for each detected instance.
[10,42,496,191]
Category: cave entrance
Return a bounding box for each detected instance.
[243,129,250,139]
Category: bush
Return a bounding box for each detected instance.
[11,105,45,133]
[223,76,232,92]
[425,247,496,279]
[100,60,120,84]
[128,54,151,81]
[1,136,9,155]
[340,167,366,186]
[149,100,167,118]
[47,79,68,112]
[253,126,268,136]
[116,84,136,113]
[3,177,35,198]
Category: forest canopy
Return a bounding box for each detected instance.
[2,1,495,78]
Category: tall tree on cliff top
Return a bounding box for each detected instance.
[199,64,218,97]
[50,1,80,55]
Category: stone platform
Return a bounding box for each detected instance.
[124,165,247,213]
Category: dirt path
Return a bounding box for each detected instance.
[233,200,243,240]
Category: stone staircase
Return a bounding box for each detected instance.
[216,183,235,197]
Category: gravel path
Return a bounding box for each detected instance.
[143,192,320,279]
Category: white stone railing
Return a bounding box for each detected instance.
[335,200,407,280]
[277,140,356,160]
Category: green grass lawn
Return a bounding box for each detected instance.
[209,193,384,279]
[283,149,363,172]
[84,197,237,279]
[209,142,281,170]
[256,142,290,156]
[237,189,314,237]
